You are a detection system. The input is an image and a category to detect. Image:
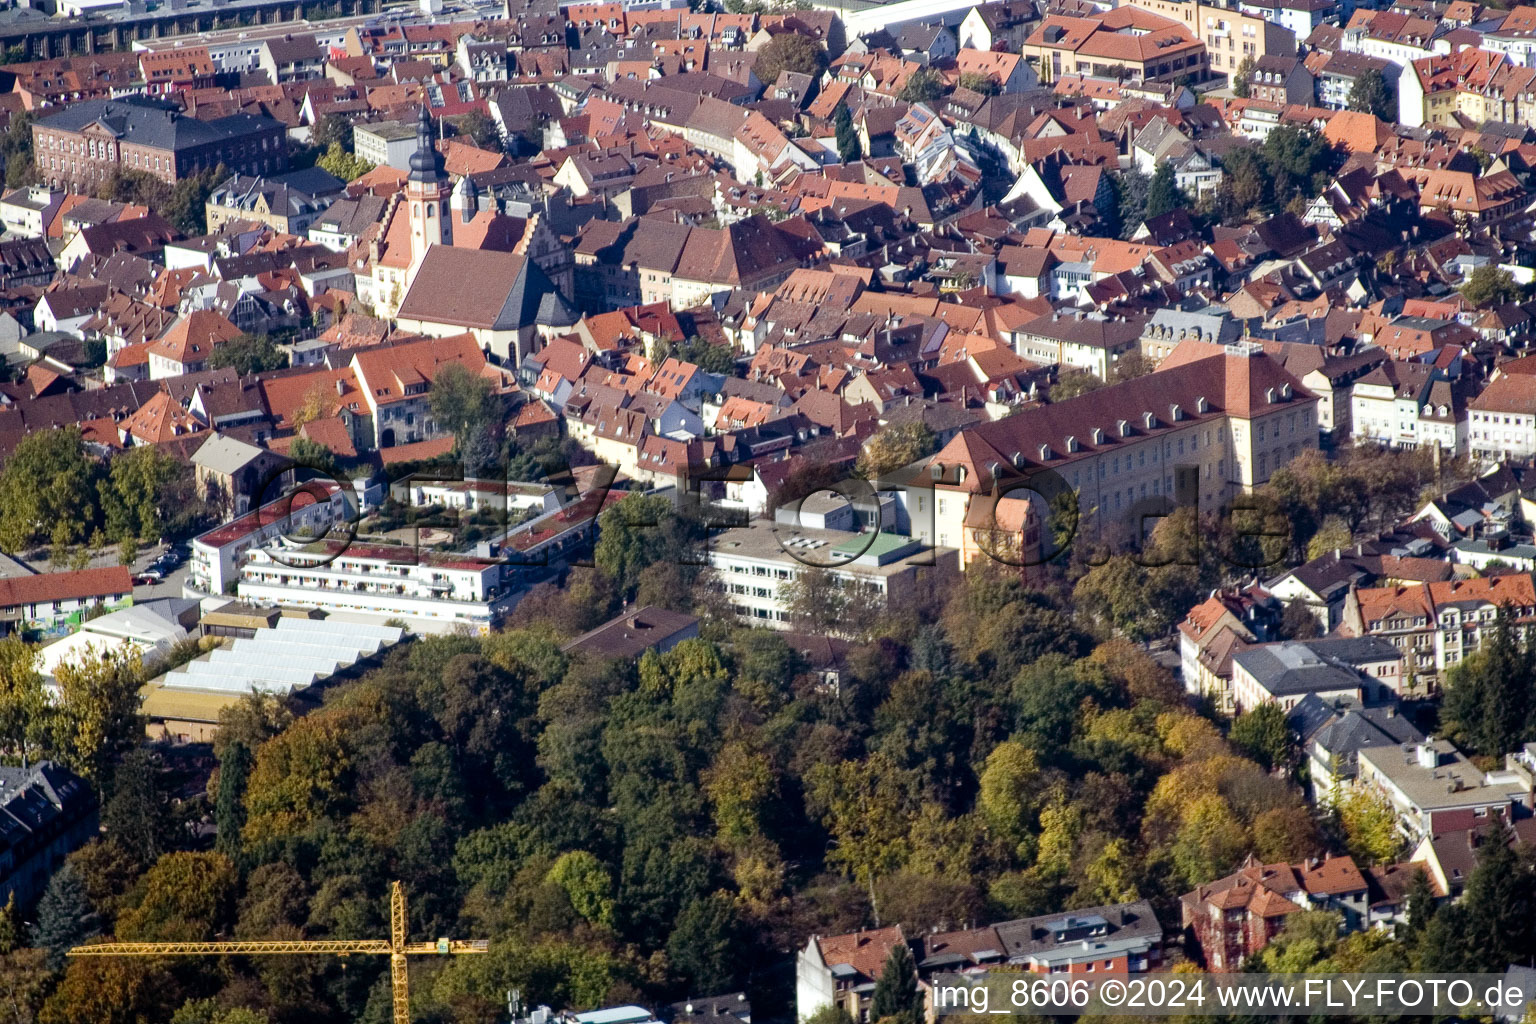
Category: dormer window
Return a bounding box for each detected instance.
[1143,411,1156,429]
[1091,427,1104,444]
[1038,443,1051,460]
[1117,419,1130,436]
[1066,435,1078,452]
[930,463,944,481]
[1170,404,1182,421]
[1196,396,1209,413]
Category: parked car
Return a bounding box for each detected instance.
[134,570,163,585]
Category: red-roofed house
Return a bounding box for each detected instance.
[0,566,133,635]
[797,926,917,1022]
[350,333,491,449]
[1182,854,1368,971]
[1341,573,1536,683]
[146,311,243,379]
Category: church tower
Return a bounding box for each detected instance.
[406,106,451,271]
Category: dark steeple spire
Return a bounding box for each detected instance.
[408,105,446,184]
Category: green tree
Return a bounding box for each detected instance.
[1347,67,1394,121]
[1402,865,1437,938]
[1229,703,1292,771]
[1232,55,1256,98]
[1334,783,1402,865]
[454,110,502,150]
[702,737,779,845]
[164,164,225,236]
[977,740,1038,851]
[117,851,238,942]
[805,754,920,917]
[1112,168,1149,240]
[545,851,614,927]
[102,747,180,870]
[870,942,920,1024]
[594,492,696,601]
[103,445,179,543]
[856,422,937,478]
[957,70,1000,95]
[1442,604,1532,757]
[287,438,337,476]
[0,426,99,552]
[215,739,253,858]
[0,637,47,764]
[1073,555,1198,641]
[898,67,946,103]
[752,31,826,87]
[31,863,98,970]
[1418,833,1536,972]
[315,142,374,182]
[241,712,354,845]
[1048,367,1106,402]
[310,111,354,152]
[1145,162,1187,220]
[1461,264,1522,308]
[1,111,36,188]
[1259,123,1335,211]
[49,647,144,785]
[834,103,862,164]
[666,893,739,993]
[1170,792,1248,886]
[1305,515,1353,560]
[208,333,286,375]
[430,361,496,449]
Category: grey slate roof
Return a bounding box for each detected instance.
[36,96,283,152]
[1233,642,1365,698]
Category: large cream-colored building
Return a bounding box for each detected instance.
[899,340,1319,562]
[1121,0,1297,79]
[1023,6,1208,84]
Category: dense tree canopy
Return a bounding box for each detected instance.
[752,32,826,88]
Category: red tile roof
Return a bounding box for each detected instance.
[0,566,131,609]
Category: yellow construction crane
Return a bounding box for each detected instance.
[67,880,488,1024]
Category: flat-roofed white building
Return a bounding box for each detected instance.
[707,522,957,630]
[236,542,512,631]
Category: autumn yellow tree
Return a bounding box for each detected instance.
[242,712,355,844]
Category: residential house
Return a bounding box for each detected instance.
[0,761,97,909]
[0,567,133,636]
[1357,737,1533,843]
[1181,854,1369,971]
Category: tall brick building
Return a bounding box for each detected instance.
[32,97,288,193]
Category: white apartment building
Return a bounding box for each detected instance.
[1468,374,1536,462]
[1357,738,1532,843]
[0,186,64,238]
[707,523,957,631]
[353,122,419,172]
[390,477,566,517]
[1349,366,1466,454]
[189,483,357,598]
[236,542,512,631]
